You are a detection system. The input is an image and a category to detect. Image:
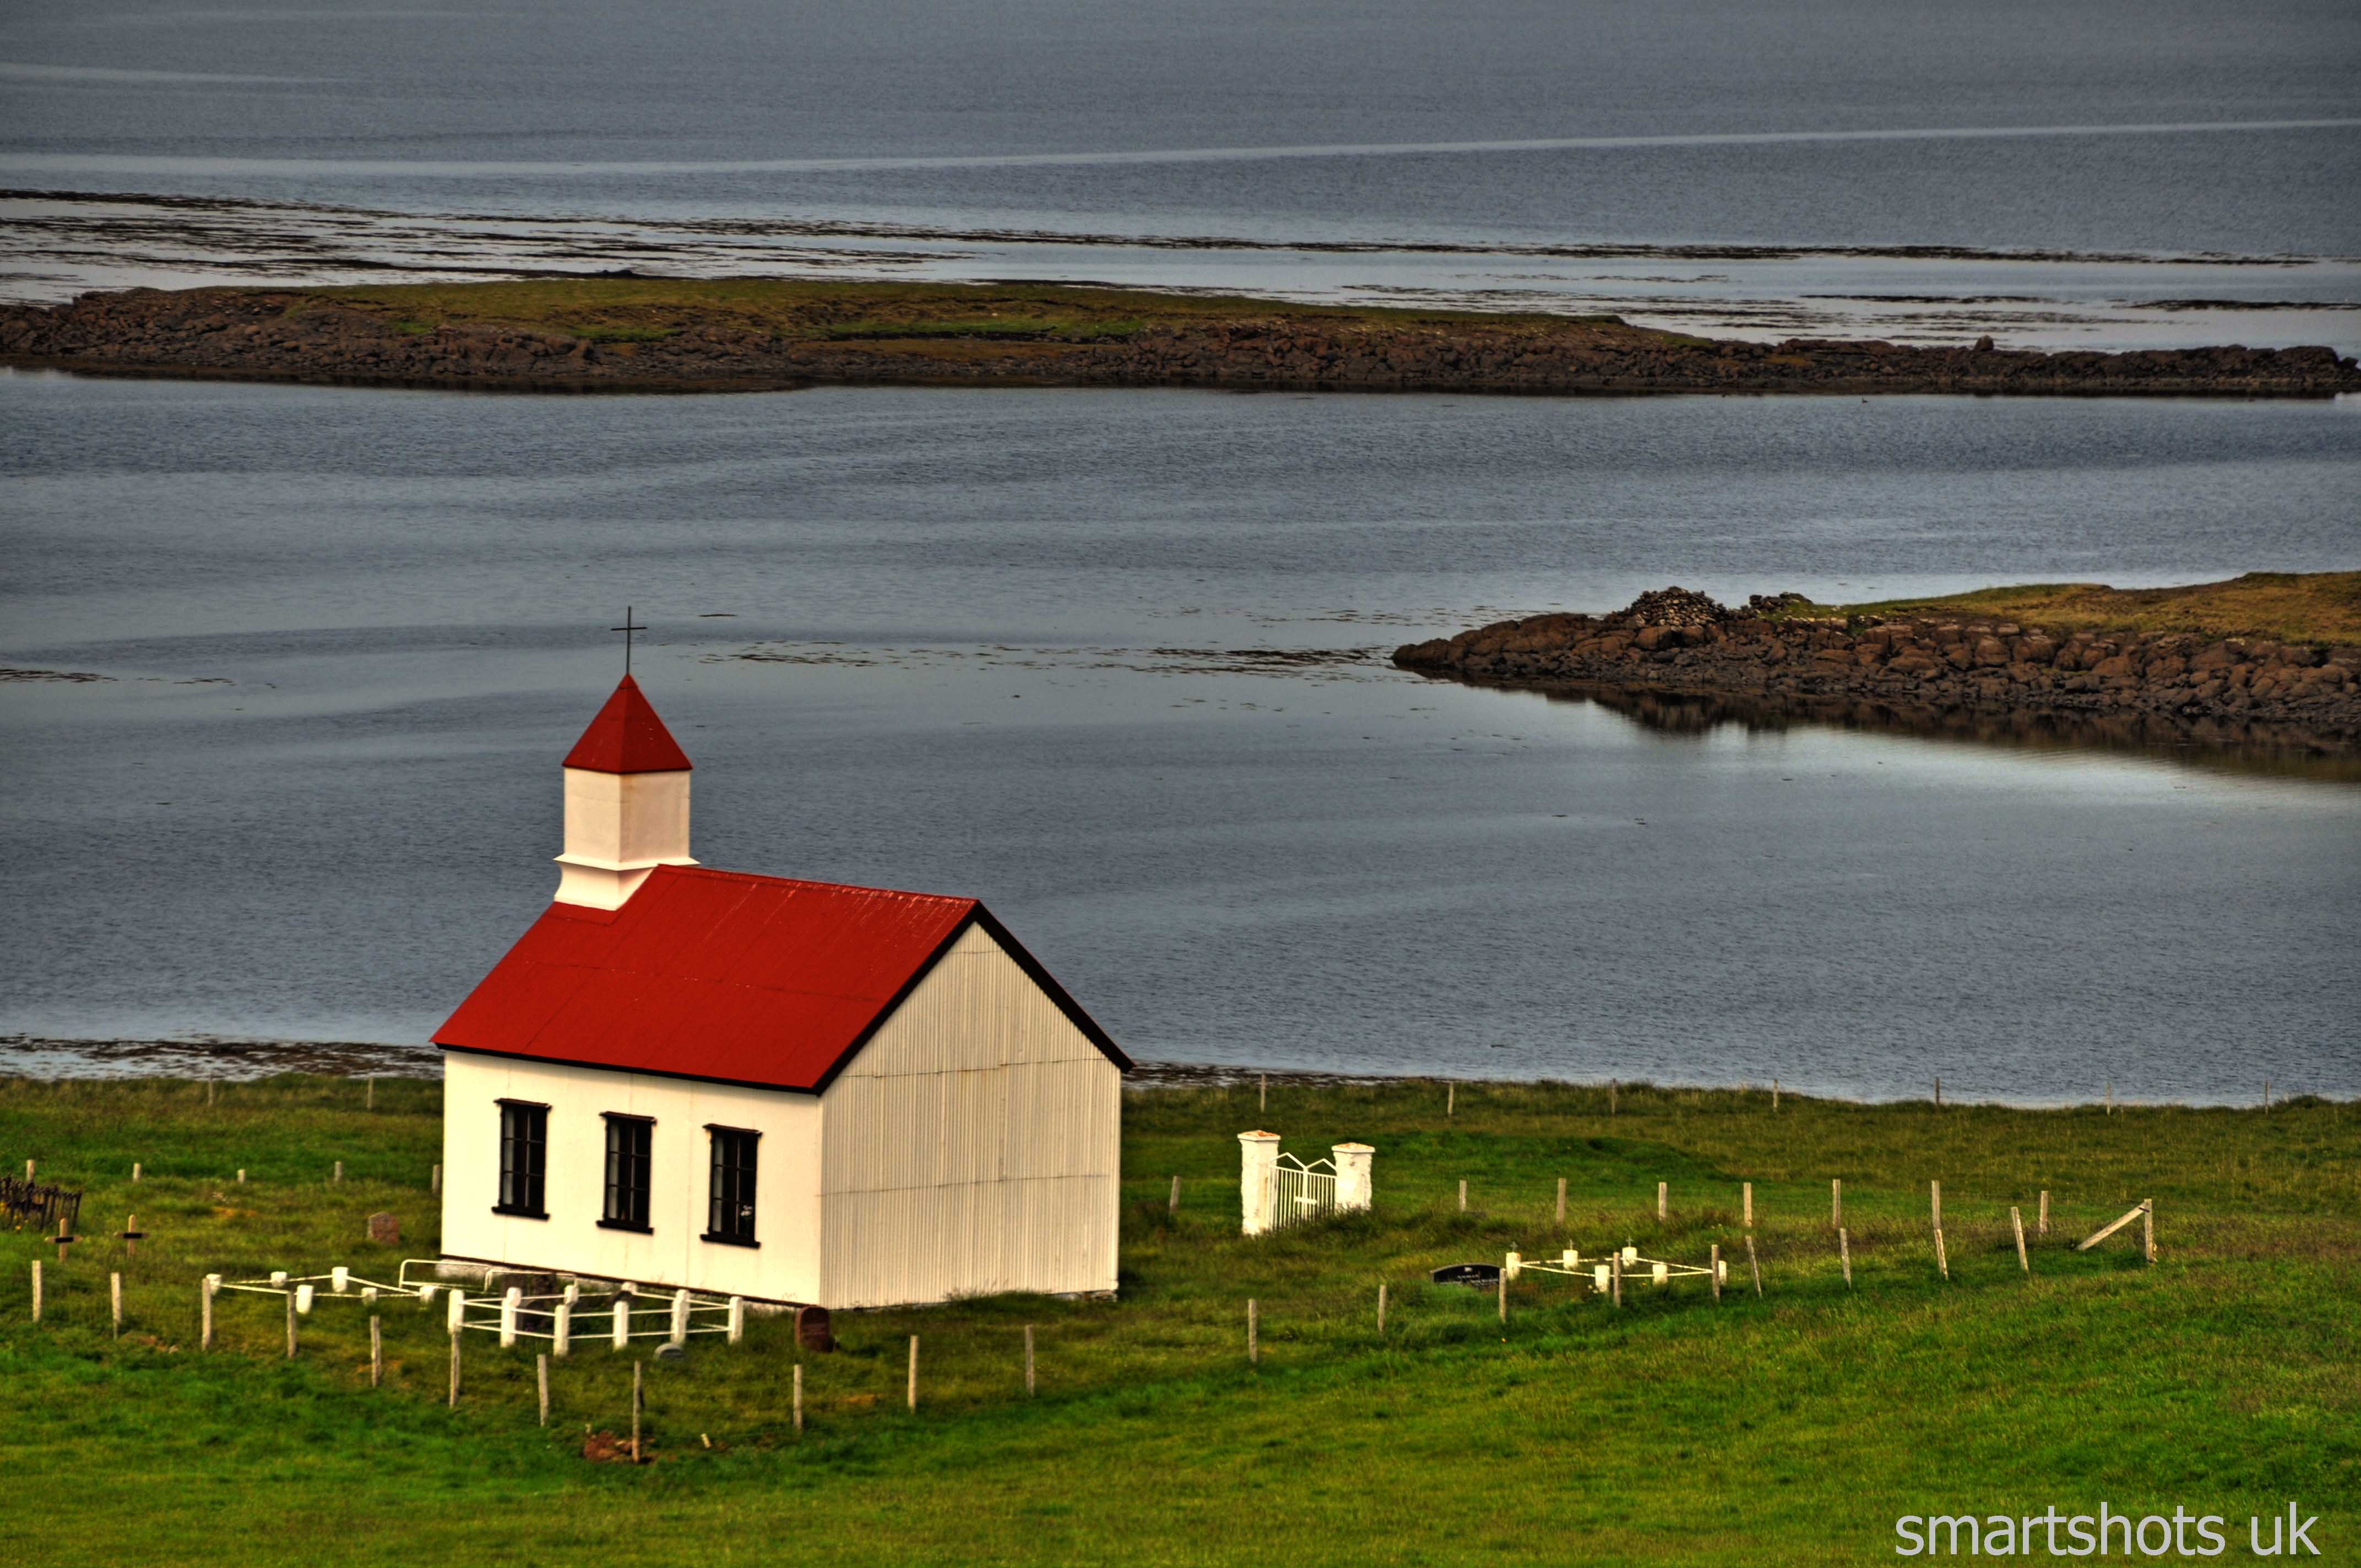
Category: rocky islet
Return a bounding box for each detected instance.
[1394,588,2361,749]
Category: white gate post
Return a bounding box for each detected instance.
[553,1301,572,1358]
[669,1289,691,1347]
[1333,1143,1374,1212]
[446,1289,466,1334]
[1238,1131,1281,1236]
[500,1287,521,1348]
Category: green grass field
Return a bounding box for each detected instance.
[3,1075,2353,1565]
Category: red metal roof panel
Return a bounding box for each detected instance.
[433,865,1128,1089]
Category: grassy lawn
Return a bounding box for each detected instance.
[280,276,1640,349]
[3,1075,2354,1565]
[1774,571,2361,645]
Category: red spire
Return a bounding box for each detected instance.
[562,675,693,774]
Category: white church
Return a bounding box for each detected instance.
[433,674,1129,1309]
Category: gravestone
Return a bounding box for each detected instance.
[366,1212,400,1246]
[794,1305,837,1353]
[1430,1262,1502,1289]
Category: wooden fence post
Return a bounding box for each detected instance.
[448,1327,461,1406]
[111,1272,123,1336]
[366,1076,375,1110]
[1498,1264,1508,1325]
[1742,1182,1753,1228]
[1458,1179,1467,1212]
[2105,1082,2113,1115]
[132,1162,141,1184]
[200,1276,215,1348]
[1709,1244,1721,1303]
[1555,1177,1567,1225]
[1609,1079,1616,1115]
[333,1161,343,1184]
[237,1169,246,1184]
[793,1362,804,1434]
[1169,1175,1180,1216]
[1024,1325,1036,1396]
[431,1164,442,1196]
[2142,1199,2154,1265]
[1745,1236,1762,1296]
[1934,1227,1949,1281]
[1839,1228,1852,1288]
[631,1361,642,1461]
[1934,1075,1942,1109]
[1657,1181,1668,1220]
[1930,1180,1941,1230]
[1446,1083,1454,1117]
[2011,1207,2029,1274]
[1772,1079,1779,1111]
[538,1354,550,1426]
[1247,1299,1258,1365]
[1376,1282,1387,1334]
[1831,1179,1842,1228]
[1260,1073,1267,1113]
[1610,1252,1622,1309]
[2038,1190,2049,1235]
[285,1290,298,1358]
[29,1261,39,1323]
[907,1336,919,1412]
[371,1315,383,1387]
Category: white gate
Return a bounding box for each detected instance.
[1268,1154,1339,1231]
[1239,1132,1374,1236]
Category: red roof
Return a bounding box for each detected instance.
[563,675,693,774]
[435,865,1129,1090]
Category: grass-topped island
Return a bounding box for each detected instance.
[1396,573,2361,756]
[4,276,2357,396]
[2,1071,2353,1565]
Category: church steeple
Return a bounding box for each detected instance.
[553,675,696,909]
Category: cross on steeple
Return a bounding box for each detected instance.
[610,606,647,675]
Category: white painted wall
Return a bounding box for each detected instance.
[817,924,1122,1307]
[440,1052,823,1301]
[553,767,694,908]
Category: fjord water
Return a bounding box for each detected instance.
[4,0,2360,354]
[4,0,2357,254]
[3,371,2358,1103]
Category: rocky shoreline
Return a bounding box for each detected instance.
[6,284,2360,397]
[1394,589,2361,750]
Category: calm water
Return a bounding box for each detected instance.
[3,371,2358,1103]
[3,0,2359,346]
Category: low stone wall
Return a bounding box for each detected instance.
[1394,599,2361,747]
[5,286,2359,396]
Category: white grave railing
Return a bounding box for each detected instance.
[207,1260,746,1350]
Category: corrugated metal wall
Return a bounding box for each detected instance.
[818,924,1121,1307]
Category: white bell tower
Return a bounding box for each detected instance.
[552,672,697,909]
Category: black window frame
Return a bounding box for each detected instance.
[494,1099,549,1219]
[599,1113,655,1233]
[703,1125,759,1247]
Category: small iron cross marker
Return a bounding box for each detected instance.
[611,606,647,675]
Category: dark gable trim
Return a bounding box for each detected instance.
[434,900,1132,1094]
[805,905,1132,1094]
[970,905,1135,1073]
